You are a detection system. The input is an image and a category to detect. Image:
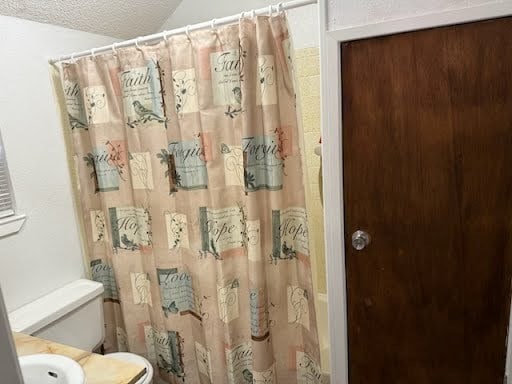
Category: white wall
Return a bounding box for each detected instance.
[0,15,117,312]
[326,0,507,30]
[159,0,319,49]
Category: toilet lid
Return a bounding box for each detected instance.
[106,352,152,383]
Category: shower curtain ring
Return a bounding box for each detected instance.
[277,2,284,14]
[210,19,218,35]
[111,43,118,55]
[250,9,256,18]
[70,53,76,63]
[268,5,274,16]
[135,37,143,51]
[185,25,192,40]
[239,11,246,22]
[90,48,97,59]
[163,30,170,42]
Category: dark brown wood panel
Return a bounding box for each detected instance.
[342,17,512,384]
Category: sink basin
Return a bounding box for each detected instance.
[18,354,85,384]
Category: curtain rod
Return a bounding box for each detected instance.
[49,0,317,64]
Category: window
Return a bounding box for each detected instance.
[0,132,14,219]
[0,131,24,237]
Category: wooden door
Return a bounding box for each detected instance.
[342,17,512,384]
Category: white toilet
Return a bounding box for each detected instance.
[8,279,153,384]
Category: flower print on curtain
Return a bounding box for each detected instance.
[55,13,320,384]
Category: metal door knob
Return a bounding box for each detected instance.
[352,230,370,250]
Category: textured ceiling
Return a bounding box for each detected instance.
[0,0,182,38]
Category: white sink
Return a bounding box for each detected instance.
[18,354,85,384]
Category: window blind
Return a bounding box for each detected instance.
[0,135,14,219]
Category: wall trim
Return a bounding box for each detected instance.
[319,1,512,383]
[327,2,512,42]
[319,0,348,383]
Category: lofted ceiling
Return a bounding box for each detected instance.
[0,0,182,39]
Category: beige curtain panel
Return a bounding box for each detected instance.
[54,14,320,384]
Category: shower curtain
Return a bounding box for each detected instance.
[54,14,320,384]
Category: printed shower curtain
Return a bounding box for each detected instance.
[55,14,320,384]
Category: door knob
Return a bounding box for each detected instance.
[352,230,371,250]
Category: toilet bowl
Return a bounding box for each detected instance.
[8,279,153,384]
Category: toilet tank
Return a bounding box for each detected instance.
[8,279,105,352]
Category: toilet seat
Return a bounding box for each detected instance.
[106,352,153,384]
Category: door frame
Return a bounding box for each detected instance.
[0,284,23,384]
[319,2,512,383]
